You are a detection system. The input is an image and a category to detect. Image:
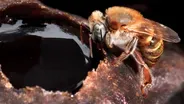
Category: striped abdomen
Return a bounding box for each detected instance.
[138,35,164,67]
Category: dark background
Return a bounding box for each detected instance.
[40,0,183,46]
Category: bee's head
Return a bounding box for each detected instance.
[88,11,107,43]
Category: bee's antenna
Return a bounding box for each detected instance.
[80,24,84,44]
[89,34,93,58]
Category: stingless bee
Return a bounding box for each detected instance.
[86,6,181,96]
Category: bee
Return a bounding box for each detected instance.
[87,6,181,96]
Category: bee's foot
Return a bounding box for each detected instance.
[109,57,121,67]
[141,83,152,98]
[140,66,152,97]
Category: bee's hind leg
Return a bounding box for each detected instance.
[132,50,152,97]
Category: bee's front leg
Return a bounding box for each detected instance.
[132,50,152,97]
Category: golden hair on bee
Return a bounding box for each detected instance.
[105,6,144,30]
[105,6,143,19]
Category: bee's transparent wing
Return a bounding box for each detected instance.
[125,19,181,43]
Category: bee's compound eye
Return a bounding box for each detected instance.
[92,23,106,42]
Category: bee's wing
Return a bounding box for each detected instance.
[125,18,181,43]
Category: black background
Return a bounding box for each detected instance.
[40,0,183,46]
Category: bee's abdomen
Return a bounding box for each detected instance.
[138,36,164,67]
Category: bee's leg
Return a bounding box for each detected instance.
[96,43,108,57]
[113,38,138,65]
[132,50,152,97]
[102,47,108,56]
[89,34,93,58]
